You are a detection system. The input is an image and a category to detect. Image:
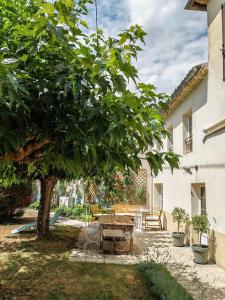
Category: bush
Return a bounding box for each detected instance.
[29,201,40,210]
[137,261,193,300]
[56,205,88,220]
[192,215,209,246]
[0,182,32,222]
[172,207,188,233]
[29,200,58,210]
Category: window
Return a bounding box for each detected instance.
[154,183,163,212]
[167,126,173,151]
[155,142,161,152]
[191,183,207,216]
[184,112,193,153]
[200,186,206,216]
[222,4,225,81]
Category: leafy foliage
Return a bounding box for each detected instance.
[0,0,179,182]
[29,200,40,210]
[172,207,188,233]
[55,205,88,220]
[192,215,209,246]
[102,171,146,204]
[138,261,193,300]
[0,181,32,221]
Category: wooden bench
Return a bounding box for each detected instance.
[111,204,146,219]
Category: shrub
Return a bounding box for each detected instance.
[137,261,193,300]
[57,205,88,220]
[172,207,188,233]
[29,201,40,210]
[192,215,209,246]
[29,200,58,210]
[0,182,32,222]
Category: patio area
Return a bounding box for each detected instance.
[65,218,225,300]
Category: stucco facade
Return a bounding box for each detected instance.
[150,0,225,269]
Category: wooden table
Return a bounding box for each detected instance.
[98,215,134,253]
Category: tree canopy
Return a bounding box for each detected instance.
[0,0,179,237]
[0,0,178,177]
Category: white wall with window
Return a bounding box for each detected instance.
[183,111,193,154]
[191,183,206,216]
[149,0,225,269]
[153,183,163,212]
[167,125,174,151]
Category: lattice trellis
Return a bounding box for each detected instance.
[84,181,97,203]
[130,168,147,204]
[84,169,147,204]
[111,169,147,205]
[135,169,147,191]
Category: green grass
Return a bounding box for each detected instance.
[137,261,193,300]
[0,219,192,300]
[0,225,150,299]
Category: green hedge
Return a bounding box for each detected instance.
[29,200,40,210]
[55,205,88,220]
[137,262,193,300]
[29,203,90,221]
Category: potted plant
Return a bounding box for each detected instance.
[191,215,209,264]
[172,207,188,247]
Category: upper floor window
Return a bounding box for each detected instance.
[183,112,193,154]
[155,142,161,152]
[222,4,225,81]
[167,126,173,151]
[200,185,207,216]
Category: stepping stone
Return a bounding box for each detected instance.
[70,256,86,263]
[104,254,122,264]
[86,254,105,264]
[121,255,139,265]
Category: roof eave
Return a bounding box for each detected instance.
[163,64,208,119]
[185,0,207,11]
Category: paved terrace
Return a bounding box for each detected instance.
[58,218,225,300]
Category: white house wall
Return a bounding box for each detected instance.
[207,0,225,122]
[153,74,225,267]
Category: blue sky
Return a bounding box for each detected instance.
[86,0,208,94]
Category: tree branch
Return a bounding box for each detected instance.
[0,138,50,162]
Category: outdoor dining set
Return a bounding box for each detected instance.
[84,204,163,255]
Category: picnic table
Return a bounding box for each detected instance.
[98,215,134,253]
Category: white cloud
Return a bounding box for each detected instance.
[86,0,208,94]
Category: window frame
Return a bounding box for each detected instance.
[222,4,225,81]
[167,125,174,151]
[153,183,163,212]
[200,185,207,216]
[183,111,193,154]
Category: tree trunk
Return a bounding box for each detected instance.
[37,176,58,239]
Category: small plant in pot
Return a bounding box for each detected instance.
[172,207,188,247]
[191,215,209,264]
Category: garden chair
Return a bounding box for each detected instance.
[89,204,112,221]
[11,209,62,234]
[144,210,163,230]
[89,204,102,222]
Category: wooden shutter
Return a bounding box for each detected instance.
[222,4,225,81]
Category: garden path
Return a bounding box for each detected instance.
[64,220,225,300]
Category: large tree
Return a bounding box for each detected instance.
[0,0,179,238]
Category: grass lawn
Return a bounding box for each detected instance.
[0,211,150,300]
[0,210,193,300]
